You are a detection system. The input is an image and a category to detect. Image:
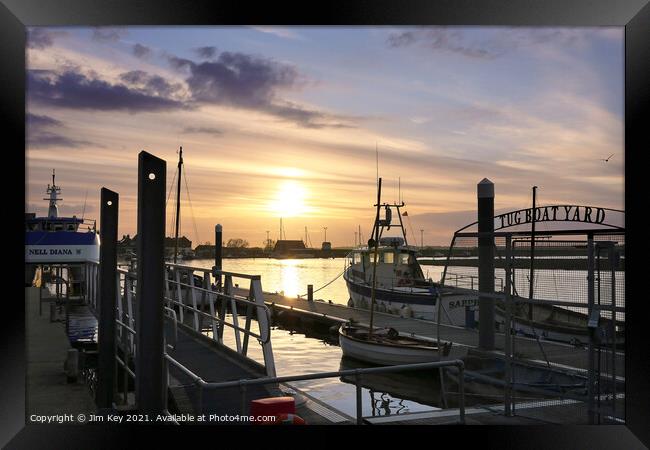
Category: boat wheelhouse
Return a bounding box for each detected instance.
[25,170,100,285]
[343,183,475,324]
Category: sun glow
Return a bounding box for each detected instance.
[268,180,310,217]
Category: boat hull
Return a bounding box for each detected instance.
[25,231,100,264]
[338,325,466,366]
[345,273,476,324]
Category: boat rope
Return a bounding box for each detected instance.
[297,269,345,298]
[166,167,178,232]
[404,214,418,247]
[182,165,201,245]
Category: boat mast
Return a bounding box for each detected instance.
[45,169,62,218]
[528,185,537,320]
[173,147,183,264]
[368,177,383,337]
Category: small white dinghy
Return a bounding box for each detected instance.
[338,322,465,366]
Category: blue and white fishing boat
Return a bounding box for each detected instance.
[25,170,100,285]
[343,182,475,324]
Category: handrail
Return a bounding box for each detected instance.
[164,354,466,425]
[166,263,261,281]
[165,295,271,344]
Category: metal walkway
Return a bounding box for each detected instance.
[164,322,278,416]
[264,293,624,373]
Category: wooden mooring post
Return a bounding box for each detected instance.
[96,188,119,409]
[477,178,495,350]
[135,151,166,414]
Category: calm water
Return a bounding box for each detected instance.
[216,319,465,419]
[189,257,446,305]
[190,255,623,418]
[191,258,451,417]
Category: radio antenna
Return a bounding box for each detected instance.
[81,189,88,220]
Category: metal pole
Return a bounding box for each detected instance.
[355,373,363,425]
[214,224,222,288]
[587,233,595,424]
[135,151,167,414]
[477,178,495,350]
[97,188,119,409]
[458,364,465,424]
[609,246,617,421]
[307,284,313,302]
[528,186,537,320]
[504,234,512,416]
[368,178,382,337]
[173,147,183,264]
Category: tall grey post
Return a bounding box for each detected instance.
[96,188,119,409]
[214,224,222,288]
[477,178,495,350]
[135,151,166,414]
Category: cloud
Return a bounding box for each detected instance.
[168,51,355,128]
[27,69,186,112]
[132,43,152,59]
[27,28,68,49]
[118,70,185,97]
[249,26,303,40]
[194,46,218,59]
[387,27,596,59]
[92,27,128,42]
[26,112,63,128]
[26,113,99,149]
[181,126,223,136]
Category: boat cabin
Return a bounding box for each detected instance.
[25,214,86,232]
[347,240,426,289]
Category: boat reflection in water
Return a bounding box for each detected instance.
[338,355,471,415]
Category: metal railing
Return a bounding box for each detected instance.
[164,263,276,377]
[86,261,276,374]
[86,260,464,423]
[444,272,505,292]
[165,353,466,425]
[85,260,277,408]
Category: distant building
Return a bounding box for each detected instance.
[117,234,193,258]
[194,244,215,258]
[272,240,315,258]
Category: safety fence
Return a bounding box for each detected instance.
[438,229,625,424]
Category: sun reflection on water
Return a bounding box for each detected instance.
[278,259,301,298]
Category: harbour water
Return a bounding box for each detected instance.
[189,257,446,305]
[188,257,624,314]
[215,317,473,419]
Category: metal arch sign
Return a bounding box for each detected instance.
[494,205,624,230]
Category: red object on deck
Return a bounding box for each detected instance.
[250,397,295,422]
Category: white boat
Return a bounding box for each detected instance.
[25,170,100,286]
[338,177,466,366]
[338,323,465,365]
[343,180,475,324]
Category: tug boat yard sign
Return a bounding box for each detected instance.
[495,205,624,231]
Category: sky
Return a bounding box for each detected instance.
[25,26,624,247]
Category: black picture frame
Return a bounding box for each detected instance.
[2,0,648,447]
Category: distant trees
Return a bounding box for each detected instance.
[226,238,249,248]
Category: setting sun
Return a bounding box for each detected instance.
[268,180,310,218]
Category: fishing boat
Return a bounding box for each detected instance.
[343,181,475,324]
[25,170,100,286]
[339,177,465,365]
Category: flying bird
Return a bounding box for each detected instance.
[600,154,614,162]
